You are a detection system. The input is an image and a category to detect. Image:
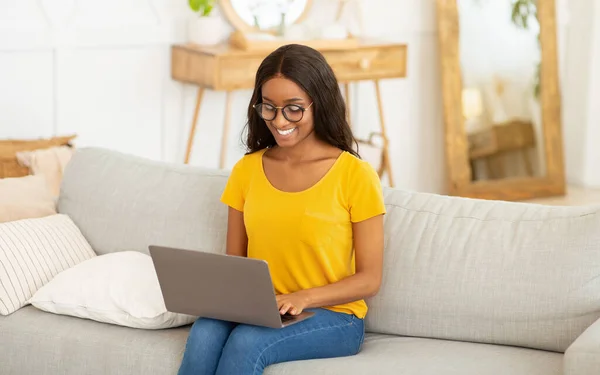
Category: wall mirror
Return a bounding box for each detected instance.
[220,0,313,33]
[436,0,566,201]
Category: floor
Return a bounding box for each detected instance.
[524,186,600,206]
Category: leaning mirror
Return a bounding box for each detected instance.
[436,0,566,201]
[220,0,313,33]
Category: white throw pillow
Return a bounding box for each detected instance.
[30,251,198,329]
[0,214,96,315]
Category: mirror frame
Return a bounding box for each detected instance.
[436,0,566,201]
[220,0,314,33]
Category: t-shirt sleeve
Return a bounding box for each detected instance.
[220,156,249,212]
[348,160,386,223]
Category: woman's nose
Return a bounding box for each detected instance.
[272,110,288,128]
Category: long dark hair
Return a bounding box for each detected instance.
[244,44,359,157]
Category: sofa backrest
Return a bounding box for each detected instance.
[59,148,600,353]
[365,188,600,353]
[58,148,229,256]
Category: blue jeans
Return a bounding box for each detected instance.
[177,308,365,375]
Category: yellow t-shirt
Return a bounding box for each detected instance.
[220,148,386,318]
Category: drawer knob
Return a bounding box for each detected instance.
[359,58,371,70]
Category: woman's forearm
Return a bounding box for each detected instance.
[300,272,381,309]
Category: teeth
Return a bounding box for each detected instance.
[277,128,296,135]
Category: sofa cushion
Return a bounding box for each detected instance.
[0,306,190,375]
[0,308,561,375]
[365,189,600,353]
[266,334,562,375]
[57,148,229,256]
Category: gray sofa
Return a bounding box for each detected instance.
[1,147,600,375]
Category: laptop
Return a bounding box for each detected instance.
[148,245,315,329]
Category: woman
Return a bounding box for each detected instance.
[178,44,385,375]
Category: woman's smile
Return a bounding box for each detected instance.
[275,127,297,136]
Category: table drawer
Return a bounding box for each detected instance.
[171,46,218,88]
[218,56,265,90]
[324,45,407,82]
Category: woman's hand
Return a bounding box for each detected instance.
[275,292,310,315]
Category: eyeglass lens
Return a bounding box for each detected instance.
[255,103,305,122]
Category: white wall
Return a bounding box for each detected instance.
[562,0,593,187]
[0,0,189,162]
[585,0,600,187]
[570,0,600,188]
[0,0,591,193]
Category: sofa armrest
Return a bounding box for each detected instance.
[564,317,600,375]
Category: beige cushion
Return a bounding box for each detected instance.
[16,145,74,197]
[0,214,96,315]
[0,175,56,223]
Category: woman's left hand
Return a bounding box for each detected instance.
[276,292,310,315]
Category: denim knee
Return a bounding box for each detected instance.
[178,318,236,375]
[215,326,266,375]
[189,318,233,341]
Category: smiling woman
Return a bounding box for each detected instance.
[177,44,386,375]
[245,44,358,157]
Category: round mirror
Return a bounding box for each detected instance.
[220,0,313,32]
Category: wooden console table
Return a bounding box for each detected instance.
[170,41,407,187]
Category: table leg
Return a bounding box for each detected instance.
[374,80,395,188]
[184,87,205,164]
[344,83,352,128]
[219,91,233,169]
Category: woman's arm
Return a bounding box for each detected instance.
[277,214,384,315]
[225,207,248,257]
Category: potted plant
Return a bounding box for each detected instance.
[188,0,222,46]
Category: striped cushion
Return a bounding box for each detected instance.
[0,214,96,315]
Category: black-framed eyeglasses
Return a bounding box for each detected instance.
[253,102,313,123]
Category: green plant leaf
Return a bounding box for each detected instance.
[189,0,201,12]
[202,4,213,16]
[534,61,541,98]
[510,0,537,29]
[189,0,214,15]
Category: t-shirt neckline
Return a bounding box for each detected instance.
[259,148,347,195]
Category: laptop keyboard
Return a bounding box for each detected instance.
[281,314,294,322]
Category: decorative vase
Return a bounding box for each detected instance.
[188,15,223,46]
